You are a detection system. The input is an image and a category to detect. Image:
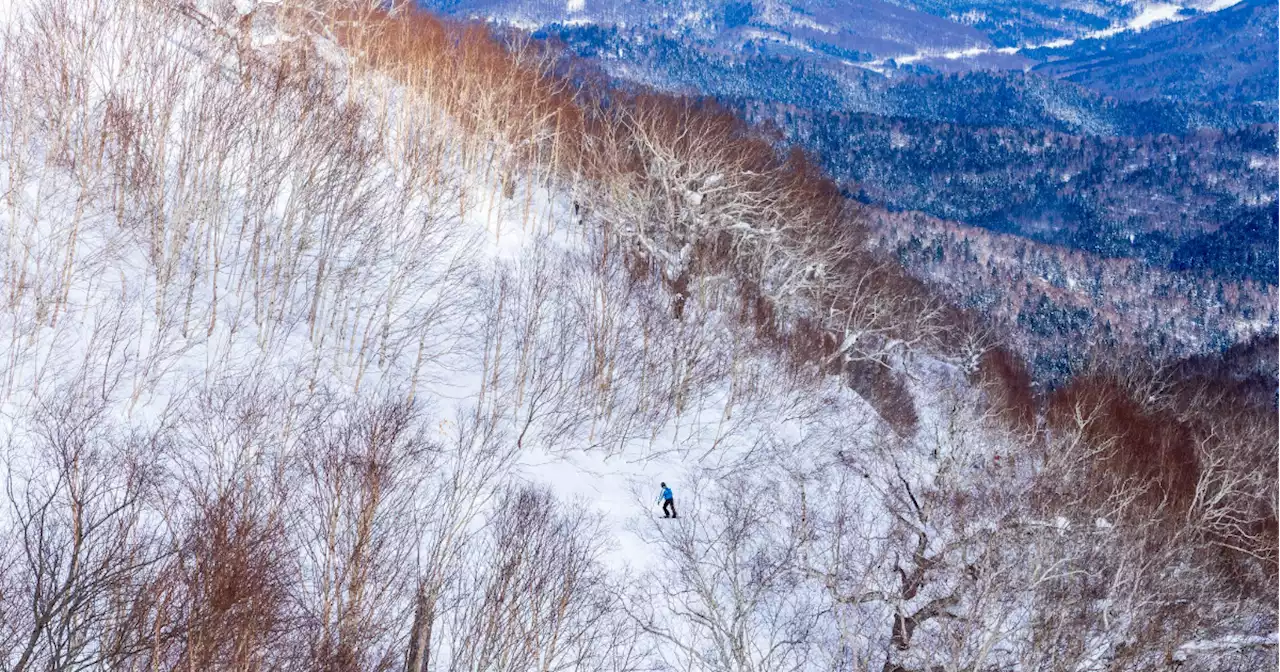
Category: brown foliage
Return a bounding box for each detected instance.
[977,347,1036,434]
[174,487,291,670]
[330,11,585,171]
[329,9,945,434]
[1046,364,1278,580]
[1048,376,1200,514]
[846,359,919,436]
[1171,377,1279,576]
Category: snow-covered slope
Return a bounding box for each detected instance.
[0,0,903,568]
[0,1,1273,670]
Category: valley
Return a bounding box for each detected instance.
[0,1,1273,670]
[427,0,1279,378]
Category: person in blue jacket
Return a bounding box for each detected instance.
[659,482,677,518]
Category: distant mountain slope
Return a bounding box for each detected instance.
[898,0,1120,47]
[436,0,1277,132]
[739,103,1279,282]
[540,23,1277,133]
[862,69,1275,133]
[421,0,998,59]
[867,208,1277,378]
[894,0,1260,50]
[1030,0,1279,104]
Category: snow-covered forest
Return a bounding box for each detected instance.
[0,1,1274,670]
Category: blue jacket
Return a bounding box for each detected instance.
[661,487,673,501]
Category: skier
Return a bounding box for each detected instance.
[658,482,677,518]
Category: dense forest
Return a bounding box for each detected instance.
[1030,0,1279,105]
[741,105,1279,283]
[537,23,1279,134]
[869,210,1277,379]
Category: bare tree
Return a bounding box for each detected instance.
[0,384,169,672]
[292,397,434,671]
[628,473,828,672]
[441,487,638,672]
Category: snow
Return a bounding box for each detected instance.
[789,15,836,34]
[1172,632,1279,662]
[0,0,899,581]
[1037,2,1183,48]
[881,44,1018,68]
[870,0,1231,70]
[741,28,817,53]
[0,2,1273,669]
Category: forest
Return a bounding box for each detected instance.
[0,1,1274,670]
